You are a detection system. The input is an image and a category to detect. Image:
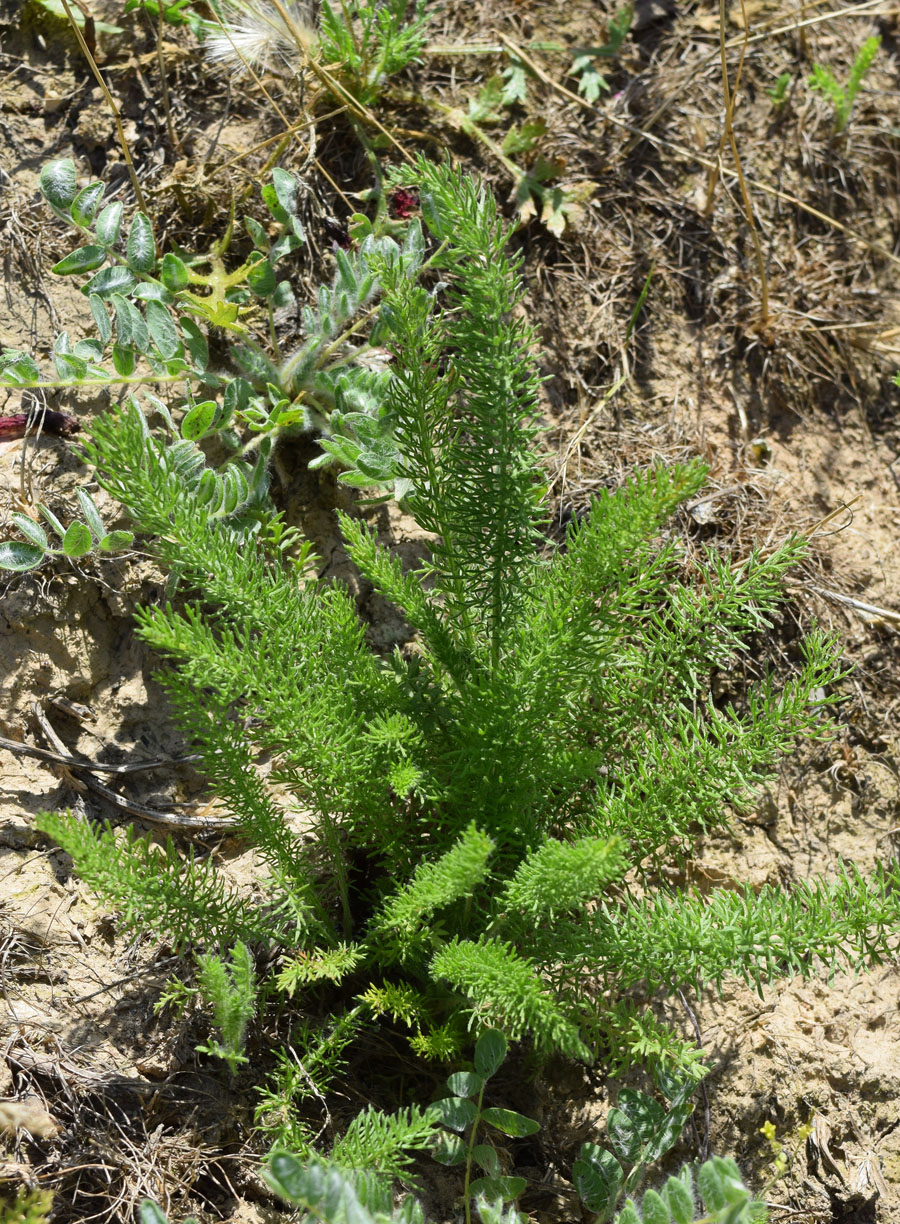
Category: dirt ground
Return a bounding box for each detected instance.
[2,0,900,1220]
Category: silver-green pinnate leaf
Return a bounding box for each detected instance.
[146,299,179,359]
[0,541,45,571]
[89,294,112,346]
[10,513,48,551]
[94,200,124,247]
[86,265,138,299]
[127,212,156,273]
[76,490,106,540]
[52,245,107,275]
[71,181,106,226]
[40,158,77,215]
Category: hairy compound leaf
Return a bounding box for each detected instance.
[617,1202,641,1224]
[0,541,45,571]
[481,1108,540,1138]
[475,1029,507,1079]
[573,1143,624,1215]
[40,158,77,215]
[71,181,106,226]
[127,212,156,273]
[52,245,107,275]
[94,200,124,247]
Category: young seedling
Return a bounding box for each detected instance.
[432,1030,536,1223]
[0,489,133,573]
[809,34,881,134]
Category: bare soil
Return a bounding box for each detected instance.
[2,0,900,1220]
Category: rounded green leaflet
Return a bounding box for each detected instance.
[433,1095,478,1133]
[99,531,135,553]
[89,295,112,346]
[639,1188,670,1224]
[76,490,105,540]
[63,521,93,558]
[247,257,277,297]
[573,1143,624,1215]
[39,158,77,214]
[181,401,218,441]
[472,1143,501,1177]
[474,1029,507,1078]
[431,1133,467,1166]
[663,1174,694,1224]
[468,1176,527,1202]
[616,1201,641,1224]
[481,1108,540,1138]
[127,212,156,273]
[160,251,189,291]
[52,246,107,276]
[446,1070,484,1098]
[271,167,299,216]
[0,541,45,571]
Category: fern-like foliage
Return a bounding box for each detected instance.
[195,941,257,1073]
[38,157,891,1106]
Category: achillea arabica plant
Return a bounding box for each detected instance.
[36,159,900,1127]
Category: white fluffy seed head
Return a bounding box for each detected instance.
[204,2,315,76]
